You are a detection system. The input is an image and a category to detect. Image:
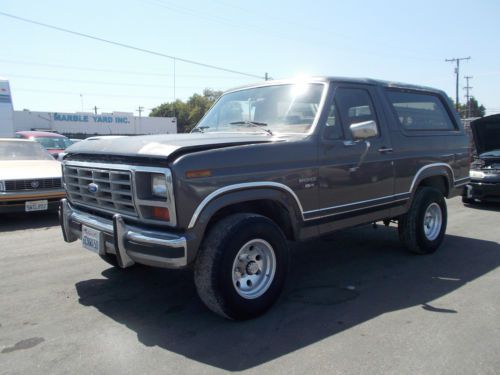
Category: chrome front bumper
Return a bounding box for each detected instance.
[59,199,187,268]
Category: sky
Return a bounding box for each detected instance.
[1,0,499,116]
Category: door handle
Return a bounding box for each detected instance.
[378,147,393,153]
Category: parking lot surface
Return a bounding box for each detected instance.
[1,197,499,375]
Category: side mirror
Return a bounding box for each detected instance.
[349,120,378,140]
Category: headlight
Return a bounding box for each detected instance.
[151,174,168,199]
[0,181,5,191]
[470,170,485,179]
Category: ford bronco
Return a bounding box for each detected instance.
[60,77,470,320]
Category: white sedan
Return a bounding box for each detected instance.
[0,138,65,213]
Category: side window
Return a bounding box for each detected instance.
[324,101,343,140]
[335,88,379,137]
[385,90,456,131]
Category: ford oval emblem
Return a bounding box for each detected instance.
[88,183,99,194]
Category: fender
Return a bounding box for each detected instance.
[408,163,455,197]
[186,184,303,250]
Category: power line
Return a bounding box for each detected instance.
[4,72,212,89]
[0,58,254,79]
[0,11,264,79]
[14,88,176,100]
[445,56,471,110]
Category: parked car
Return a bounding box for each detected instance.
[59,77,470,320]
[15,131,73,159]
[0,138,65,213]
[463,114,500,204]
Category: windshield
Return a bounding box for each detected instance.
[193,83,325,135]
[34,136,73,149]
[0,140,54,160]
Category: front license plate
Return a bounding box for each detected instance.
[25,200,48,212]
[82,225,101,253]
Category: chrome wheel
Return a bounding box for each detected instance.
[232,239,276,299]
[423,202,442,241]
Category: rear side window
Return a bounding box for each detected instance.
[386,90,456,131]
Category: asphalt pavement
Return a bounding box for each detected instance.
[0,197,499,374]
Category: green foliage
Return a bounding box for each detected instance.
[457,96,486,118]
[150,89,223,133]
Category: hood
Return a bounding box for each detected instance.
[0,160,62,180]
[471,115,500,155]
[66,133,278,159]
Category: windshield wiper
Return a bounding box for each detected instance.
[192,126,210,133]
[229,121,273,135]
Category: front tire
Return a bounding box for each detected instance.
[194,213,289,320]
[398,187,447,254]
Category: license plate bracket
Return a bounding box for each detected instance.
[82,225,102,254]
[25,200,48,212]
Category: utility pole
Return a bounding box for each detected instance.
[265,72,269,81]
[80,94,84,112]
[137,106,144,118]
[93,106,99,115]
[445,56,471,110]
[463,76,473,118]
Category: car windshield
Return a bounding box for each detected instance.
[193,83,325,135]
[34,136,73,149]
[0,140,54,160]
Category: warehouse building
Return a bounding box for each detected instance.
[0,78,176,138]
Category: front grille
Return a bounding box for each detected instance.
[5,178,62,191]
[64,165,137,216]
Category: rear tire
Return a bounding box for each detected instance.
[194,213,289,320]
[398,187,447,254]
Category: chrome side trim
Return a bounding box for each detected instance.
[304,197,409,220]
[408,163,455,193]
[304,192,409,215]
[187,163,467,228]
[187,182,304,229]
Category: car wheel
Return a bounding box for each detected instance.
[194,213,289,320]
[398,187,447,254]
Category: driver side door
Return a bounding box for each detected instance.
[313,85,395,233]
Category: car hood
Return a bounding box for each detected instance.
[471,115,500,155]
[0,160,62,180]
[65,133,279,159]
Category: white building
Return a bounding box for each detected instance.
[0,79,177,137]
[13,110,177,137]
[0,78,15,137]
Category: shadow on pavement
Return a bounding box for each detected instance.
[463,201,500,212]
[75,225,500,371]
[0,211,59,232]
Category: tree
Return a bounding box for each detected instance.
[457,96,486,118]
[150,89,223,133]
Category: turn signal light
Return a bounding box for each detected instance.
[186,169,212,179]
[152,207,170,221]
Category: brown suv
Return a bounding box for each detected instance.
[60,77,470,320]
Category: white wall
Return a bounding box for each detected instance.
[0,79,15,137]
[13,110,177,135]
